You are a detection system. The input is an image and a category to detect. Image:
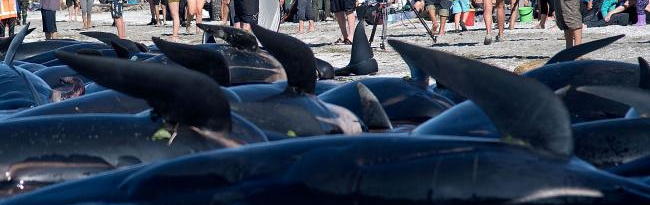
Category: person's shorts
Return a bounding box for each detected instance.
[66,0,78,7]
[110,0,123,18]
[424,4,450,17]
[330,0,355,13]
[168,0,180,3]
[80,0,93,13]
[297,0,315,21]
[41,9,57,33]
[554,0,583,30]
[233,0,259,24]
[452,0,471,14]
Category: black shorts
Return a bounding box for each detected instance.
[233,0,259,24]
[66,0,78,7]
[41,9,57,33]
[330,0,355,13]
[110,0,123,18]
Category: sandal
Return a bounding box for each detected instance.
[343,39,353,45]
[333,38,345,45]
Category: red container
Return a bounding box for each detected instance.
[465,9,475,26]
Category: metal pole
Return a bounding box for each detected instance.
[408,3,437,43]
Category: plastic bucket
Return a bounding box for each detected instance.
[518,7,533,22]
[464,9,475,26]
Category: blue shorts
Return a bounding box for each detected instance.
[452,0,470,14]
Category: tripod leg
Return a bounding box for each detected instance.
[409,4,437,43]
[380,6,388,49]
[369,21,378,44]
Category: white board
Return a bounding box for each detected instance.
[258,0,281,32]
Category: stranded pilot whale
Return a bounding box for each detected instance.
[0,50,269,196]
[6,39,650,205]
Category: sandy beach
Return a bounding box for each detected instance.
[19,6,650,79]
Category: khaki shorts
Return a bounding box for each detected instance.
[554,0,583,30]
[424,4,450,17]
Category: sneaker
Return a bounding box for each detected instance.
[460,22,468,31]
[483,35,493,45]
[495,35,505,42]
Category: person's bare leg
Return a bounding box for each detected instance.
[149,0,157,22]
[81,11,87,28]
[308,20,315,32]
[536,14,547,28]
[195,0,204,32]
[427,7,439,32]
[484,1,493,34]
[439,16,447,35]
[454,13,461,30]
[242,23,252,31]
[221,0,230,23]
[495,0,505,37]
[186,0,196,33]
[161,4,167,25]
[88,12,92,28]
[508,1,518,29]
[573,27,582,46]
[68,6,73,21]
[169,2,180,40]
[345,10,356,42]
[334,11,348,40]
[605,6,626,22]
[116,18,126,39]
[298,20,305,33]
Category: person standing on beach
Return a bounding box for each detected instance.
[80,0,93,29]
[296,0,316,33]
[233,0,259,31]
[185,0,204,33]
[109,0,126,38]
[0,0,17,37]
[66,0,78,21]
[330,0,355,44]
[40,0,59,39]
[169,0,181,40]
[480,0,505,45]
[554,0,582,48]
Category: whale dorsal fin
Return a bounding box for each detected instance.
[390,39,573,157]
[152,37,231,86]
[577,86,650,118]
[196,23,258,52]
[357,83,393,130]
[252,25,316,94]
[546,35,624,65]
[55,51,232,136]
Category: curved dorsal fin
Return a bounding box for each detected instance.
[252,25,316,94]
[5,22,31,65]
[0,28,35,58]
[80,31,120,45]
[152,37,231,86]
[577,86,650,118]
[389,39,573,157]
[546,35,624,65]
[196,23,258,52]
[110,40,131,59]
[55,51,232,134]
[337,21,378,76]
[639,57,650,90]
[357,83,393,130]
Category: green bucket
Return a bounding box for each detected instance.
[518,7,534,22]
